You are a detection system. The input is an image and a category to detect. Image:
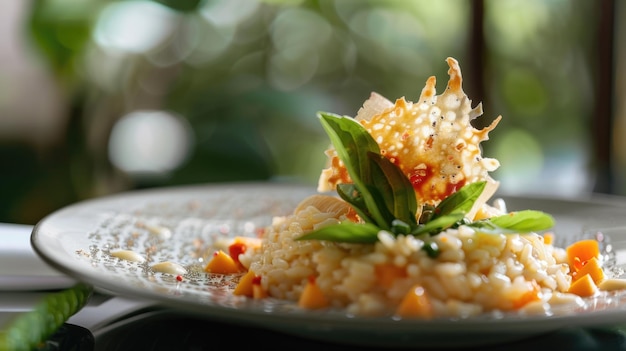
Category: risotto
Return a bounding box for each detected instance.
[239,201,571,317]
[206,57,616,318]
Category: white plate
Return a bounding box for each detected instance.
[30,182,626,348]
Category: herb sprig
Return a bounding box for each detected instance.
[296,112,555,255]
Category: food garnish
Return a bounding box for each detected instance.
[296,112,554,254]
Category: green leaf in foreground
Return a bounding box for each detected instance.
[0,283,93,351]
[467,210,555,234]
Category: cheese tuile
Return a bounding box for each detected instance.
[318,57,501,209]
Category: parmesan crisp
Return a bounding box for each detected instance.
[318,57,501,211]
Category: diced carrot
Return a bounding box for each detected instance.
[396,284,433,318]
[543,232,554,245]
[566,239,600,271]
[298,276,329,309]
[252,277,268,299]
[571,257,583,272]
[233,270,257,297]
[204,250,242,274]
[512,280,541,309]
[567,273,597,297]
[572,257,605,284]
[375,263,407,289]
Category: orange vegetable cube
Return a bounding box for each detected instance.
[512,280,541,309]
[252,278,268,299]
[298,276,329,309]
[204,250,242,274]
[395,284,433,318]
[572,257,605,284]
[543,232,554,245]
[233,270,257,297]
[566,239,600,271]
[567,273,597,297]
[375,263,407,289]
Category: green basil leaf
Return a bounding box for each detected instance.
[367,152,418,226]
[318,112,379,184]
[318,112,387,227]
[391,219,411,235]
[336,183,375,224]
[295,222,381,244]
[464,220,504,234]
[422,241,440,258]
[411,212,465,236]
[418,204,436,224]
[432,181,486,220]
[483,210,554,233]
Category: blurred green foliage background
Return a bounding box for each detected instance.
[0,0,623,225]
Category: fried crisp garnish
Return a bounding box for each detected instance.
[318,57,501,207]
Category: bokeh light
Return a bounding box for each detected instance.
[108,110,194,178]
[93,1,178,54]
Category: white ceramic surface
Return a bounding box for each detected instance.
[30,182,626,348]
